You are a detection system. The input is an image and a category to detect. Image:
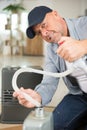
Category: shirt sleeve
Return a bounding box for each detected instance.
[35,44,60,106]
[75,16,87,39]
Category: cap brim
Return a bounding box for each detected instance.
[26,12,46,39]
[26,27,35,39]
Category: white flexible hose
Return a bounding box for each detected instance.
[12,67,74,107]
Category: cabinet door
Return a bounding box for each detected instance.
[24,36,43,56]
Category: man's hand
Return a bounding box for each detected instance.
[13,87,42,108]
[56,36,86,62]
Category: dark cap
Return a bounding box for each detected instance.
[26,6,52,39]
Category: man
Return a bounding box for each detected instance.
[13,6,87,130]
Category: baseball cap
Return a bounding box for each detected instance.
[26,6,52,39]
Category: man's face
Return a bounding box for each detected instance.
[33,11,66,43]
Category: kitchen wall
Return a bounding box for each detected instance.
[0,0,87,17]
[23,0,87,18]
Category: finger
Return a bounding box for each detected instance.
[18,98,27,105]
[57,44,63,55]
[20,87,33,94]
[58,36,69,43]
[19,98,35,108]
[13,91,19,97]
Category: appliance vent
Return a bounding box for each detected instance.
[2,90,18,104]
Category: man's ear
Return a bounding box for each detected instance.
[52,11,59,17]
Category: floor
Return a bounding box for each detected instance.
[0,55,68,107]
[0,55,44,68]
